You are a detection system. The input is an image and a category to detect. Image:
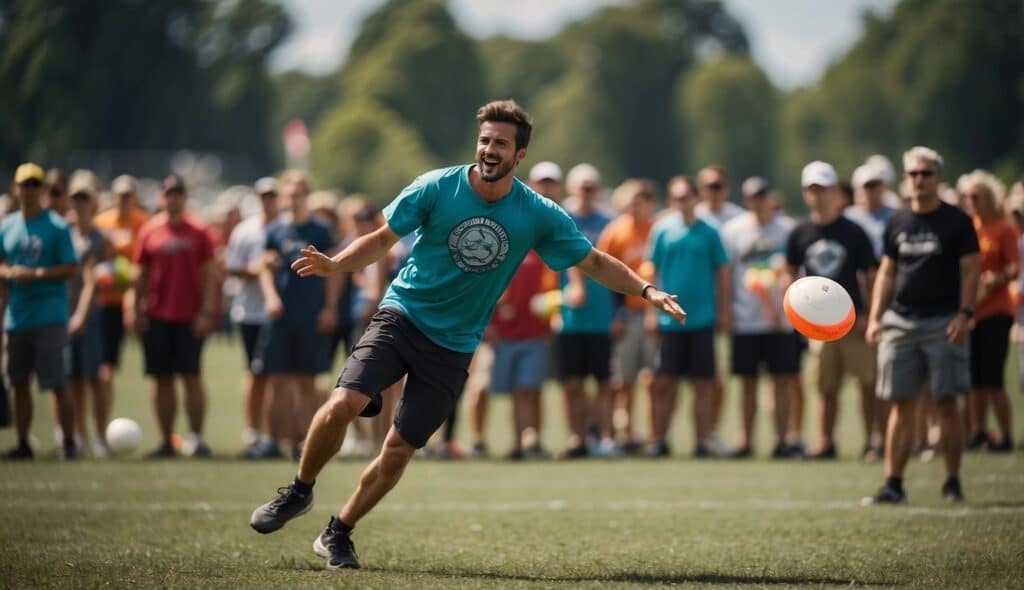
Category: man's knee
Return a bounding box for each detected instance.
[934,397,959,418]
[325,389,370,422]
[380,436,415,473]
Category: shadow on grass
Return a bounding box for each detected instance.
[338,566,899,586]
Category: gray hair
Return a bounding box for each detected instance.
[902,146,944,173]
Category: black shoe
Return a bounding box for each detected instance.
[860,444,881,463]
[146,442,178,460]
[966,430,989,451]
[242,440,284,460]
[862,484,906,505]
[313,517,360,569]
[524,443,550,460]
[560,444,589,459]
[4,443,33,460]
[693,443,710,459]
[771,442,801,459]
[730,445,752,459]
[62,440,78,460]
[505,448,525,461]
[644,441,671,458]
[191,442,212,458]
[987,437,1013,453]
[807,444,837,460]
[941,477,964,502]
[250,484,314,534]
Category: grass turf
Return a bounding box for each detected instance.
[1,337,1022,588]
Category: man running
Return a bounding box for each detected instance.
[249,100,686,570]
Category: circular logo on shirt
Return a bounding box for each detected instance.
[447,217,510,273]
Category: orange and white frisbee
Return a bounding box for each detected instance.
[783,276,855,342]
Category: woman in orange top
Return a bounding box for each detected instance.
[963,170,1017,452]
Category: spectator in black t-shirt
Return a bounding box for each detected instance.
[864,146,980,505]
[786,161,879,461]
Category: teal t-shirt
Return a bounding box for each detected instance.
[0,210,79,331]
[380,165,593,352]
[648,215,727,332]
[559,209,614,334]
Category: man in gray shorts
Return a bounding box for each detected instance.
[864,146,979,504]
[1,163,80,459]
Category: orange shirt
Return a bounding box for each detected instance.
[974,215,1018,321]
[94,206,150,306]
[597,215,654,311]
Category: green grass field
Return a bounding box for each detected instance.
[1,337,1022,589]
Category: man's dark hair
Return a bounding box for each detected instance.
[476,100,532,151]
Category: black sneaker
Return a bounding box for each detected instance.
[966,430,989,451]
[730,445,752,459]
[505,449,525,461]
[191,442,212,458]
[693,443,710,459]
[771,442,801,459]
[250,485,314,534]
[941,477,964,503]
[4,443,33,460]
[560,444,589,459]
[644,441,671,458]
[987,437,1013,454]
[146,442,178,460]
[807,444,837,460]
[862,484,907,505]
[242,440,284,460]
[313,517,360,569]
[524,443,550,460]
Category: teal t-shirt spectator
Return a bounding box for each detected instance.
[265,215,335,323]
[0,210,79,331]
[559,209,614,334]
[381,165,593,353]
[648,215,727,331]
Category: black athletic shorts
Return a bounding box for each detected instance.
[336,308,474,449]
[262,318,330,375]
[731,332,801,376]
[970,314,1012,388]
[142,317,204,376]
[239,322,270,375]
[100,304,125,366]
[655,328,715,378]
[556,333,611,380]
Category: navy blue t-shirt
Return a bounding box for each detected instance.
[265,215,335,323]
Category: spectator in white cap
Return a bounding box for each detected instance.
[787,161,880,461]
[847,163,895,257]
[528,161,564,204]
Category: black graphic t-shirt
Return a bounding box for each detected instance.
[882,201,979,318]
[787,216,877,311]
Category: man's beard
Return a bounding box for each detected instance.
[478,154,515,183]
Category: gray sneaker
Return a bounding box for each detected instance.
[313,516,360,569]
[250,485,313,534]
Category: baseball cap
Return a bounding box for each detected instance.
[866,154,896,185]
[1007,192,1024,215]
[801,161,838,188]
[528,161,563,183]
[161,174,187,193]
[68,170,100,200]
[741,176,772,197]
[254,176,278,195]
[111,174,138,195]
[852,164,885,188]
[14,163,45,185]
[566,163,601,190]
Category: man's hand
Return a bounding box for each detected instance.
[69,313,85,337]
[192,311,214,338]
[865,317,882,346]
[291,245,337,278]
[126,309,148,335]
[265,295,284,319]
[645,288,686,325]
[947,313,970,343]
[316,307,337,334]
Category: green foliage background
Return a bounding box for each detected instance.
[1,0,1021,210]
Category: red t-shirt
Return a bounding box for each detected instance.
[133,214,214,323]
[491,250,550,340]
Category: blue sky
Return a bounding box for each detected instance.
[271,0,898,89]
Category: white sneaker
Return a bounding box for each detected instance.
[91,437,108,459]
[241,427,260,447]
[594,439,624,459]
[705,434,732,457]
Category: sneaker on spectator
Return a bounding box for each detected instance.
[771,442,801,459]
[987,437,1013,453]
[941,477,964,502]
[435,441,464,460]
[91,437,108,459]
[241,427,260,447]
[244,439,284,460]
[146,442,178,459]
[806,444,837,460]
[862,484,906,506]
[644,441,671,458]
[861,444,881,463]
[467,442,487,459]
[505,448,525,461]
[560,443,589,460]
[704,434,732,457]
[966,430,989,451]
[4,442,33,460]
[593,438,624,459]
[730,445,752,459]
[694,443,711,459]
[524,443,550,460]
[191,441,213,458]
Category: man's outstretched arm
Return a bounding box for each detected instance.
[576,248,686,325]
[293,224,401,278]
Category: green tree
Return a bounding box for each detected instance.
[311,99,437,203]
[680,56,779,200]
[0,0,290,177]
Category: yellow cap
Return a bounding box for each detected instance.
[14,163,45,184]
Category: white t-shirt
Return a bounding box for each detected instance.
[696,200,745,230]
[720,212,795,334]
[225,215,269,324]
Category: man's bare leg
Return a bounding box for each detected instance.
[738,376,758,451]
[934,398,963,479]
[885,396,919,479]
[338,426,417,526]
[297,388,371,484]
